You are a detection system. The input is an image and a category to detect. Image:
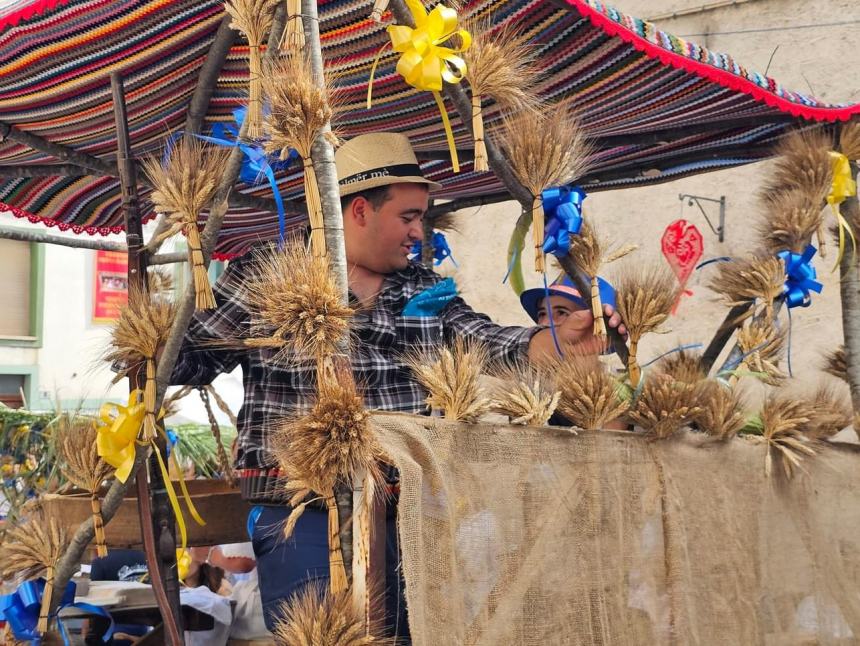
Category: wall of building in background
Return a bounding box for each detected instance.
[444,0,860,395]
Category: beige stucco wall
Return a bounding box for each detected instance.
[443,0,860,390]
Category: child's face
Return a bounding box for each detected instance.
[536,295,593,329]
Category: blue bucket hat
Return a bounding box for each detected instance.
[520,274,616,323]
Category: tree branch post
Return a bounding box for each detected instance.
[839,160,860,436]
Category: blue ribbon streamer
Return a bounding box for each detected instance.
[640,343,704,369]
[541,186,585,257]
[247,505,264,541]
[777,244,823,308]
[165,429,179,458]
[402,278,458,317]
[411,232,458,267]
[0,579,114,645]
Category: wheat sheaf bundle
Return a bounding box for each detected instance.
[242,240,353,363]
[489,362,560,426]
[734,319,787,386]
[104,287,176,440]
[497,102,593,273]
[406,339,491,422]
[629,373,701,439]
[463,18,539,172]
[143,138,230,309]
[1,512,69,634]
[823,345,848,383]
[613,264,679,388]
[272,370,381,593]
[57,416,113,557]
[839,119,860,161]
[224,0,279,138]
[262,55,341,256]
[564,221,637,339]
[655,348,707,385]
[281,0,305,52]
[758,188,826,256]
[708,255,785,320]
[273,583,386,646]
[693,380,747,440]
[553,357,628,430]
[759,395,815,478]
[803,384,852,439]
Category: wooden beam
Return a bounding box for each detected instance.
[111,71,185,646]
[0,122,290,214]
[185,16,238,135]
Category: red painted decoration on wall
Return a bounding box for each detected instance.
[661,219,704,313]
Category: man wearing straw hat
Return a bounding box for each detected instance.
[168,132,626,638]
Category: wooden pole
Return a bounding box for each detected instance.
[302,0,358,587]
[111,71,185,646]
[839,160,860,435]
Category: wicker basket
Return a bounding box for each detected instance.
[41,479,250,548]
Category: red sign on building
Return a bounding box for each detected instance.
[93,250,128,323]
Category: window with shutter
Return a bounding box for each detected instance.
[0,239,32,338]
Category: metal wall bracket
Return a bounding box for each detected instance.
[679,193,726,242]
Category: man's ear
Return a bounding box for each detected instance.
[349,196,371,227]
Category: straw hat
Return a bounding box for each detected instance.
[335,132,442,196]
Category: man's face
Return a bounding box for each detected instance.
[347,183,429,274]
[536,295,593,329]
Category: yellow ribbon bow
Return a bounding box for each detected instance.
[827,151,858,270]
[369,0,470,172]
[96,390,206,551]
[96,390,146,484]
[176,548,192,582]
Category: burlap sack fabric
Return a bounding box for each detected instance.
[372,413,860,646]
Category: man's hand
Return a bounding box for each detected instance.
[603,303,627,338]
[528,302,627,364]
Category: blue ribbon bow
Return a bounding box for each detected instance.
[165,429,179,458]
[777,244,823,308]
[541,186,586,257]
[195,108,296,243]
[410,232,458,267]
[402,277,458,317]
[0,579,114,645]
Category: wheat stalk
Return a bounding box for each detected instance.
[693,380,747,440]
[280,0,305,51]
[273,582,386,645]
[758,189,826,255]
[497,102,593,273]
[613,264,679,388]
[708,255,785,320]
[759,395,816,479]
[628,373,701,439]
[553,356,628,430]
[57,415,113,557]
[823,346,848,383]
[405,339,491,422]
[463,18,540,172]
[802,384,852,439]
[1,511,69,634]
[489,362,560,426]
[242,240,353,363]
[224,0,279,138]
[734,319,787,386]
[103,287,176,440]
[143,138,229,309]
[656,348,707,385]
[839,119,860,161]
[261,55,342,256]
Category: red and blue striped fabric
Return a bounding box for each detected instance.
[1,0,858,258]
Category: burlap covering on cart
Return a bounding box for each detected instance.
[371,413,860,646]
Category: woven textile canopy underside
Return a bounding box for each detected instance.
[0,0,858,258]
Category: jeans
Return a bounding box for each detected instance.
[250,504,410,641]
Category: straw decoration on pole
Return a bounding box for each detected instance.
[1,512,70,635]
[57,416,114,557]
[261,54,341,257]
[708,255,785,322]
[280,0,305,52]
[271,369,383,595]
[143,138,230,310]
[104,287,176,441]
[692,381,748,440]
[496,102,593,274]
[802,384,852,439]
[734,319,787,386]
[552,356,628,430]
[628,373,701,439]
[224,0,279,139]
[406,339,492,422]
[462,18,539,173]
[823,345,848,383]
[489,362,560,426]
[759,395,815,479]
[612,264,679,388]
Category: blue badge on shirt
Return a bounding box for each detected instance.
[402,278,458,317]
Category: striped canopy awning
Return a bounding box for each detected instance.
[1,0,858,258]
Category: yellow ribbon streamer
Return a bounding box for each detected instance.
[97,391,205,553]
[828,151,858,270]
[96,390,146,484]
[176,548,192,582]
[380,0,471,172]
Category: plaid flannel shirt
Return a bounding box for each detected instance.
[170,251,538,470]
